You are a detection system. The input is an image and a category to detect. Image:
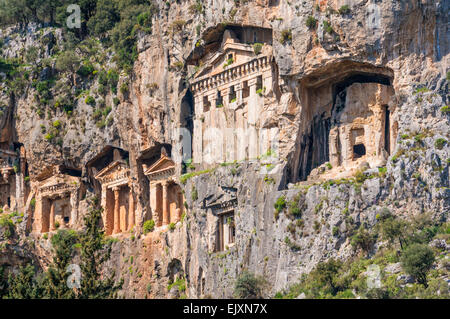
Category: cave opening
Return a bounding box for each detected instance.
[353,144,366,159]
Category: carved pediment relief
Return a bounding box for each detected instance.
[201,186,237,214]
[38,174,80,197]
[143,154,175,180]
[94,160,130,187]
[0,149,17,170]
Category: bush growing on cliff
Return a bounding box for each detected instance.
[143,220,155,234]
[338,5,350,15]
[253,43,263,55]
[350,226,376,254]
[279,29,292,44]
[0,215,15,239]
[233,271,266,299]
[401,244,435,288]
[6,264,44,299]
[434,138,447,150]
[306,16,317,29]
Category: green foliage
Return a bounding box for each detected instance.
[85,95,96,106]
[440,105,450,114]
[55,50,80,76]
[413,87,430,94]
[354,169,367,184]
[78,208,121,298]
[253,43,263,55]
[323,21,333,34]
[6,265,43,299]
[168,222,176,231]
[338,5,350,14]
[434,138,447,150]
[233,271,266,299]
[180,169,213,184]
[77,62,95,77]
[401,244,435,287]
[381,216,408,249]
[351,226,376,254]
[42,229,78,299]
[306,16,317,29]
[280,29,292,44]
[143,220,155,234]
[168,277,186,292]
[0,215,15,239]
[274,195,286,215]
[52,120,61,129]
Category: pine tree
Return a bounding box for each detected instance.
[41,229,78,299]
[78,208,121,299]
[6,264,44,299]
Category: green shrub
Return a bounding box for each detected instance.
[434,138,447,150]
[77,63,95,77]
[338,5,350,14]
[401,243,435,287]
[306,16,317,29]
[413,87,430,94]
[120,83,129,95]
[354,170,367,184]
[52,120,61,129]
[168,223,176,231]
[350,226,375,253]
[381,217,407,249]
[44,133,55,141]
[280,29,292,44]
[253,43,263,55]
[233,271,266,299]
[0,215,15,239]
[85,96,96,106]
[323,21,333,34]
[274,196,286,214]
[332,226,339,236]
[440,105,450,114]
[143,220,155,234]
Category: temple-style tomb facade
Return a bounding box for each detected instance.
[95,159,135,235]
[143,153,184,228]
[0,147,18,212]
[33,165,82,233]
[190,28,277,165]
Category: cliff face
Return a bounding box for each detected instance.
[0,0,449,298]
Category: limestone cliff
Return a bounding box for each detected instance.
[0,0,448,299]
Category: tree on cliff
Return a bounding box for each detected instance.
[78,207,121,299]
[6,264,44,299]
[41,229,78,298]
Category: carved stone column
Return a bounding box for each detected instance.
[128,188,135,231]
[162,182,169,225]
[113,186,121,234]
[235,83,243,106]
[49,199,56,231]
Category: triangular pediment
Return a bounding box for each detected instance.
[95,160,129,181]
[144,155,175,176]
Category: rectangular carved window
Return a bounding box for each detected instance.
[216,210,235,251]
